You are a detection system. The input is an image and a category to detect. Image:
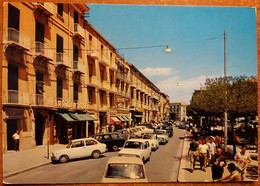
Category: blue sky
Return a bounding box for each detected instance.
[86,5,257,103]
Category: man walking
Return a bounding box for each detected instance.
[12,130,20,152]
[234,145,252,181]
[199,139,209,171]
[207,137,216,166]
[188,138,199,172]
[211,148,226,180]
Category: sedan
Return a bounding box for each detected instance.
[51,138,106,163]
[118,139,152,163]
[142,133,159,151]
[93,133,125,151]
[101,156,148,183]
[155,130,169,144]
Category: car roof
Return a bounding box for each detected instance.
[107,156,144,164]
[126,139,148,143]
[95,133,118,136]
[71,138,97,142]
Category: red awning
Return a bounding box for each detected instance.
[110,117,121,125]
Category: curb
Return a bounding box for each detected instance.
[4,162,52,179]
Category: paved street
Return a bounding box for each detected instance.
[4,127,185,184]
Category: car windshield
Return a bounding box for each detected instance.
[106,163,145,179]
[124,141,142,149]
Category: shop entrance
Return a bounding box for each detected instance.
[7,119,18,150]
[35,113,45,146]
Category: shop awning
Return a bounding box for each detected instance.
[134,115,143,118]
[117,116,126,121]
[122,116,129,121]
[79,113,97,121]
[110,117,121,125]
[58,113,75,122]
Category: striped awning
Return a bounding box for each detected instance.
[110,117,121,125]
[117,116,126,121]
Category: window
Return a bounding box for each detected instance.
[8,4,20,30]
[73,83,78,101]
[74,11,78,23]
[101,70,104,82]
[57,78,63,99]
[104,135,111,140]
[56,35,63,62]
[89,63,93,76]
[88,89,93,104]
[73,45,78,61]
[35,21,44,43]
[36,72,44,94]
[71,140,84,148]
[57,3,63,17]
[86,140,97,146]
[110,94,113,106]
[8,64,18,103]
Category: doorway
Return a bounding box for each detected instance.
[7,119,18,150]
[35,113,45,146]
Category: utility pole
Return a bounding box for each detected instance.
[224,30,228,152]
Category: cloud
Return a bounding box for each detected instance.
[140,67,175,76]
[156,75,211,103]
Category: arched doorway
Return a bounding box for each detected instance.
[35,113,45,146]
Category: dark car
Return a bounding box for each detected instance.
[160,124,173,137]
[93,133,125,151]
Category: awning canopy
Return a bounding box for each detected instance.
[58,113,75,122]
[117,116,126,121]
[134,115,143,118]
[122,116,129,121]
[110,117,121,125]
[57,112,97,122]
[79,113,97,121]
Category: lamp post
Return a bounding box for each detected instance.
[224,30,228,152]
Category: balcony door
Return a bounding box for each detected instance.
[36,72,44,105]
[7,119,18,150]
[8,64,18,103]
[8,4,20,43]
[35,21,44,53]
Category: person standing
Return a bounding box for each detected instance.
[12,130,20,152]
[207,137,216,166]
[211,148,226,180]
[234,145,252,181]
[188,138,199,172]
[199,139,209,171]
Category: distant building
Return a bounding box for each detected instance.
[169,101,188,121]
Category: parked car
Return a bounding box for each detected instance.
[135,126,154,135]
[93,133,125,151]
[101,156,148,183]
[117,129,136,140]
[178,122,186,129]
[155,130,169,144]
[132,127,144,138]
[160,124,173,137]
[118,139,152,162]
[137,123,155,131]
[51,138,106,163]
[142,133,159,151]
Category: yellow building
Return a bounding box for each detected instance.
[2,2,169,153]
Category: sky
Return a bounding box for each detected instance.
[86,5,257,103]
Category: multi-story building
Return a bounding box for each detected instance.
[169,101,188,121]
[2,2,169,153]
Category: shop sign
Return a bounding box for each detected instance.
[5,108,24,119]
[116,98,125,103]
[117,102,123,108]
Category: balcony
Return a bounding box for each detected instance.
[34,41,54,62]
[88,76,98,87]
[72,101,88,110]
[117,90,131,98]
[73,61,85,74]
[88,104,97,111]
[73,23,85,40]
[3,90,30,106]
[100,81,110,90]
[99,104,108,111]
[116,72,130,82]
[99,53,110,66]
[33,94,55,107]
[4,28,30,51]
[109,61,117,71]
[34,3,53,16]
[56,52,70,69]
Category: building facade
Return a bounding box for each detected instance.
[169,101,188,122]
[2,2,169,153]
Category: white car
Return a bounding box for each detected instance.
[51,138,106,163]
[101,156,148,183]
[155,130,169,144]
[118,139,152,162]
[142,133,159,151]
[134,126,154,136]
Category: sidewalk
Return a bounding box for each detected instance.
[3,144,66,178]
[177,131,258,182]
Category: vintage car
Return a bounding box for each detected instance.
[93,133,125,151]
[160,124,173,137]
[116,129,136,140]
[101,156,148,183]
[142,133,159,151]
[155,130,169,144]
[118,139,152,162]
[134,126,154,136]
[51,138,106,163]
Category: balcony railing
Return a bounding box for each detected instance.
[74,23,85,39]
[99,53,110,66]
[54,98,87,110]
[56,52,70,68]
[5,28,30,50]
[35,41,54,60]
[3,90,30,105]
[73,61,85,74]
[116,72,130,82]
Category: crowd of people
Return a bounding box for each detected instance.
[188,129,252,182]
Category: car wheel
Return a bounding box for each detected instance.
[112,145,119,152]
[59,155,69,163]
[92,150,101,159]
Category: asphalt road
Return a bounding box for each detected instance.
[4,127,185,184]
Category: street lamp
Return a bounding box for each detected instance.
[165,45,172,53]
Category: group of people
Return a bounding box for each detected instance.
[188,136,252,182]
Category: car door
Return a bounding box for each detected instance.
[85,139,98,156]
[142,141,150,160]
[69,140,86,159]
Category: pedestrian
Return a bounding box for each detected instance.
[234,144,252,181]
[188,138,199,172]
[214,163,242,182]
[207,137,216,166]
[211,148,226,180]
[12,130,20,152]
[199,139,209,171]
